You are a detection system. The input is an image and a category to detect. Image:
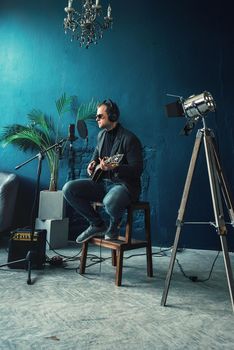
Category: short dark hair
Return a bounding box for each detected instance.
[98,99,120,122]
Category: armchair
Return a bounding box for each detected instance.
[0,172,19,233]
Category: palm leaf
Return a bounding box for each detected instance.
[0,124,54,151]
[27,109,54,132]
[0,124,58,179]
[55,93,72,117]
[76,98,98,121]
[54,93,73,142]
[0,125,39,151]
[27,110,55,145]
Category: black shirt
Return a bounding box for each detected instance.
[100,123,120,179]
[100,123,119,158]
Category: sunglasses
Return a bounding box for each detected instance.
[95,114,105,120]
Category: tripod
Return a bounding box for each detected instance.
[161,118,234,312]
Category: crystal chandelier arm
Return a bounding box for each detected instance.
[107,4,112,19]
[68,0,73,8]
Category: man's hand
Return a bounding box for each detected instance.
[99,157,119,171]
[87,160,97,176]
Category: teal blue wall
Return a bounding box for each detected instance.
[1,0,234,249]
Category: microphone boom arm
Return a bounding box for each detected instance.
[15,138,67,170]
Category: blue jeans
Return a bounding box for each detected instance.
[62,179,131,227]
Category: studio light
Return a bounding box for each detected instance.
[165,91,216,135]
[183,91,216,119]
[161,91,234,312]
[63,0,113,49]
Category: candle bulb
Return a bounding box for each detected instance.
[96,0,100,6]
[107,4,111,18]
[68,0,73,8]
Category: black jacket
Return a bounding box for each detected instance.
[91,124,143,201]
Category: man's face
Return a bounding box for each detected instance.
[96,105,112,129]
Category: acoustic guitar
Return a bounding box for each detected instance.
[91,154,124,182]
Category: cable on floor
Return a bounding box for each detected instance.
[176,250,221,282]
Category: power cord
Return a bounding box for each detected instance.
[176,251,220,282]
[86,244,220,284]
[124,246,174,260]
[46,240,82,268]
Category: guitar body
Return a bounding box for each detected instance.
[91,154,124,182]
[91,165,104,182]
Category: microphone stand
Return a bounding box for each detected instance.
[2,138,67,284]
[68,139,76,181]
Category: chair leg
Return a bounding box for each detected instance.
[79,242,88,274]
[112,250,117,266]
[145,206,153,277]
[116,248,124,286]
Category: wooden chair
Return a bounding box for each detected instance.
[79,201,153,286]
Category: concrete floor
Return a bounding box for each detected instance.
[0,241,234,349]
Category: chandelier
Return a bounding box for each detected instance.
[63,0,113,48]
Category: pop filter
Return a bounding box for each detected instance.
[77,120,88,139]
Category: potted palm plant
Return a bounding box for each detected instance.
[0,94,98,191]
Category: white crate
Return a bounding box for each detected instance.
[35,218,69,250]
[38,190,65,220]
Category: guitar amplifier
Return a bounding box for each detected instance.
[8,229,47,269]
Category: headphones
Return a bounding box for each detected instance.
[102,99,120,122]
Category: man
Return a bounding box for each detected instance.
[63,99,143,243]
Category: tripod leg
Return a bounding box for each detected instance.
[210,138,234,225]
[161,226,182,306]
[161,131,203,306]
[204,134,227,232]
[220,236,234,311]
[204,133,234,312]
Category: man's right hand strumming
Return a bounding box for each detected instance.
[87,160,97,176]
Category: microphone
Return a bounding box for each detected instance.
[68,124,78,142]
